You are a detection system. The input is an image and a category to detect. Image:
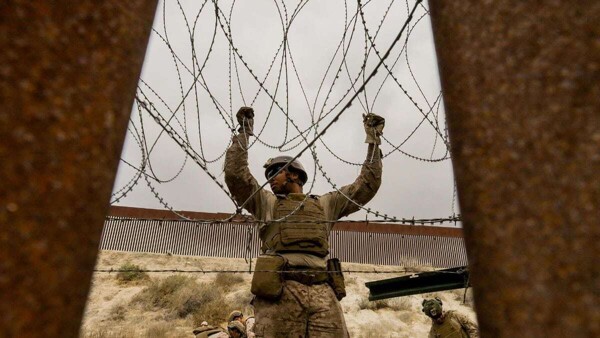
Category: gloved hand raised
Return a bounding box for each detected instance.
[236,106,255,136]
[363,113,385,144]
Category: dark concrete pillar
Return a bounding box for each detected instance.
[428,2,599,337]
[0,2,157,336]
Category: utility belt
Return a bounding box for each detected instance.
[282,266,329,286]
[251,254,346,301]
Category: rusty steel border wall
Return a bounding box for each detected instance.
[100,216,468,268]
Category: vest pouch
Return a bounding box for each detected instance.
[251,254,287,300]
[279,223,328,252]
[267,197,330,257]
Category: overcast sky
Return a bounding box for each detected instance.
[112,0,460,224]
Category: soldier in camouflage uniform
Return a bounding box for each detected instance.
[228,320,247,338]
[422,298,479,338]
[228,310,255,338]
[225,107,384,337]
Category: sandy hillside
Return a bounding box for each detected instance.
[81,251,476,338]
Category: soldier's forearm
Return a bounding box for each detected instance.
[357,143,383,196]
[334,144,383,218]
[366,143,381,162]
[224,133,255,205]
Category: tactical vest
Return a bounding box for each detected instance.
[430,312,469,338]
[261,195,329,257]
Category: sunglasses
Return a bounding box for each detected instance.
[266,165,285,179]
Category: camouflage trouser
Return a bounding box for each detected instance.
[253,280,349,338]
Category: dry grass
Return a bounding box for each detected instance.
[132,275,214,318]
[354,327,391,338]
[83,328,136,338]
[130,274,253,326]
[190,278,253,326]
[108,303,127,321]
[345,275,358,286]
[214,272,245,291]
[358,295,411,312]
[115,262,149,284]
[145,322,175,338]
[359,298,388,311]
[449,287,475,305]
[83,251,478,338]
[189,296,232,326]
[384,298,412,312]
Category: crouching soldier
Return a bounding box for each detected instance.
[227,321,247,338]
[422,297,479,338]
[228,310,255,338]
[225,107,384,337]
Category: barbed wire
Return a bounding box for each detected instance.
[233,0,424,215]
[106,214,461,226]
[135,98,237,205]
[357,0,447,145]
[93,267,463,275]
[114,0,459,230]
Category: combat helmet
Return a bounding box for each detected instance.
[422,297,443,317]
[263,156,308,186]
[228,310,243,322]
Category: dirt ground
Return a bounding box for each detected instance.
[81,250,477,338]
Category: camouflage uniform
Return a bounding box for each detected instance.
[245,316,256,338]
[228,320,248,338]
[252,280,347,337]
[224,126,382,338]
[428,311,479,338]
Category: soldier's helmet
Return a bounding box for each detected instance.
[422,297,443,316]
[228,310,244,322]
[263,156,308,186]
[227,320,246,335]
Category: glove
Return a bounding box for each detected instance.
[363,113,385,144]
[236,106,255,136]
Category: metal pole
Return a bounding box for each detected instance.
[0,1,158,336]
[428,2,599,336]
